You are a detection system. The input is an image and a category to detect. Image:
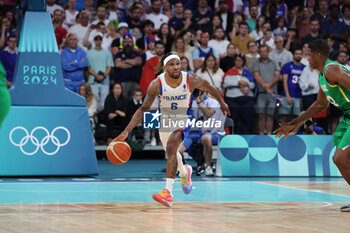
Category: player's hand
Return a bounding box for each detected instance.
[220,102,230,116]
[273,123,297,139]
[115,131,129,141]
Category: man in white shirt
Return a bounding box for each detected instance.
[68,11,90,50]
[46,0,64,16]
[208,26,230,58]
[146,0,169,31]
[83,22,113,51]
[65,0,79,27]
[91,5,109,26]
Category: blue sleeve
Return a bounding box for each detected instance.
[212,48,219,58]
[281,63,289,75]
[114,52,122,60]
[61,50,78,72]
[243,68,255,83]
[192,48,199,60]
[75,49,88,69]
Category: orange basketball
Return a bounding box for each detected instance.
[106,140,132,164]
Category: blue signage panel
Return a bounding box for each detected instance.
[0,106,98,175]
[220,135,341,177]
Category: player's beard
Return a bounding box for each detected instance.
[169,71,181,79]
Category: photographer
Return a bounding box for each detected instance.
[290,117,326,135]
[178,89,225,176]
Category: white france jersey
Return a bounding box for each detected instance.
[157,71,193,132]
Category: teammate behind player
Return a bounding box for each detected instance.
[115,53,230,207]
[274,39,350,212]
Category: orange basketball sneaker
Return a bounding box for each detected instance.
[152,189,173,207]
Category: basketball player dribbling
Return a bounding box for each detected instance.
[0,62,10,128]
[274,39,350,212]
[115,53,230,207]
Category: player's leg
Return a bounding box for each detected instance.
[331,119,350,212]
[153,131,184,207]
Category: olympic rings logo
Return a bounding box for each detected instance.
[9,126,71,156]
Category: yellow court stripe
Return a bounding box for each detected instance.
[338,86,350,102]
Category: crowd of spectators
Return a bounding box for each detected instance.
[1,0,350,145]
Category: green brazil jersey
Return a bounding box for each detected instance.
[318,60,350,115]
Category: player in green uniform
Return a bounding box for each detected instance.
[274,39,350,212]
[0,61,10,127]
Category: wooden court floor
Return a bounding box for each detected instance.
[0,181,349,233]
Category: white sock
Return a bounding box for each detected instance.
[177,152,187,178]
[165,178,175,194]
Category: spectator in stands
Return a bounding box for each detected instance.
[306,0,317,16]
[216,0,234,35]
[0,35,17,88]
[193,0,215,32]
[156,23,173,53]
[195,54,224,93]
[161,0,173,19]
[223,53,255,134]
[123,3,143,31]
[298,59,319,110]
[245,5,258,31]
[284,26,300,51]
[110,22,130,57]
[301,17,323,47]
[168,1,185,33]
[92,6,109,26]
[104,83,128,144]
[171,36,194,71]
[252,45,280,135]
[183,8,194,31]
[265,3,278,30]
[301,42,310,65]
[79,82,98,117]
[146,0,169,31]
[337,50,350,69]
[46,0,64,16]
[114,32,142,100]
[87,31,114,112]
[0,16,16,49]
[276,0,288,22]
[106,0,119,22]
[279,47,305,124]
[245,40,260,72]
[311,0,328,25]
[296,7,312,43]
[257,21,275,50]
[144,36,157,61]
[192,31,220,71]
[273,16,287,38]
[134,2,147,21]
[209,15,223,38]
[126,88,143,123]
[326,35,338,60]
[343,4,350,29]
[52,9,68,49]
[231,22,254,54]
[208,26,230,58]
[139,41,165,94]
[136,20,155,53]
[220,43,237,72]
[268,36,293,68]
[68,11,90,50]
[61,33,88,93]
[249,15,265,41]
[321,4,347,50]
[180,56,192,72]
[65,0,79,28]
[82,0,96,21]
[83,22,113,51]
